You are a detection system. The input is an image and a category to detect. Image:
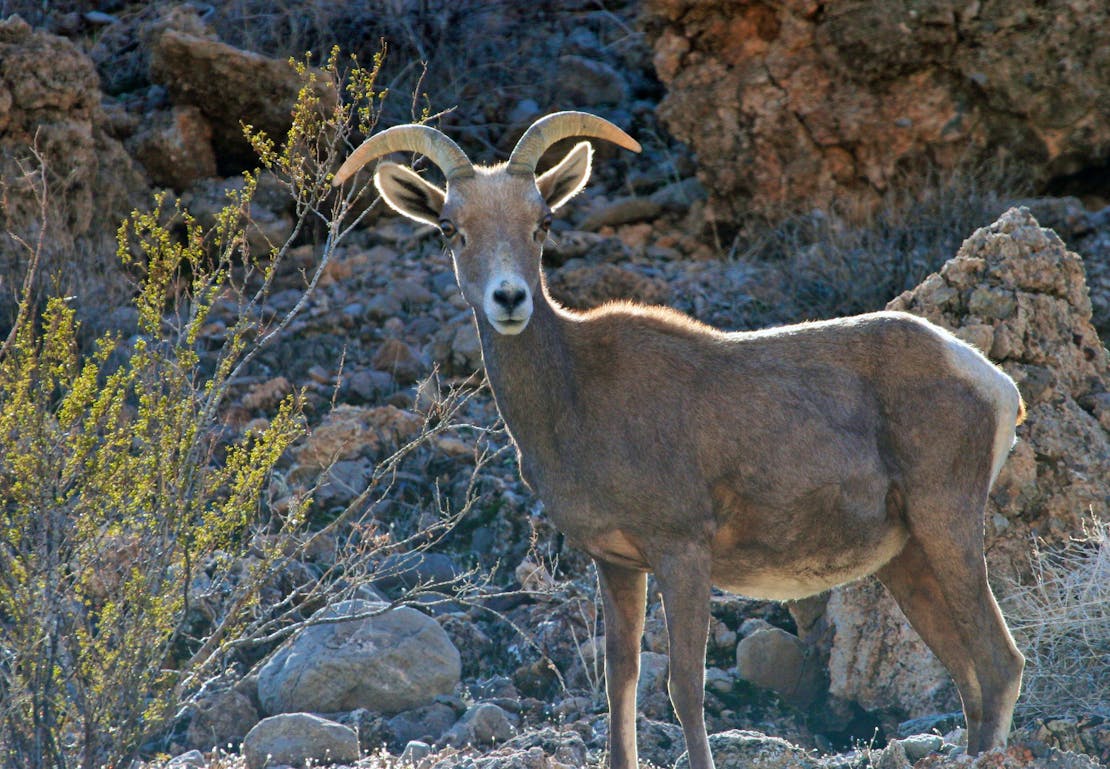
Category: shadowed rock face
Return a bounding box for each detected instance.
[0,15,149,332]
[149,28,336,172]
[642,1,1110,226]
[824,207,1109,721]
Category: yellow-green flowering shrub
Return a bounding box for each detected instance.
[0,48,473,769]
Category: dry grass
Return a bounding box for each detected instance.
[731,159,1030,323]
[1002,517,1110,720]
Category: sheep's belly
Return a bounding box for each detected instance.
[710,523,910,601]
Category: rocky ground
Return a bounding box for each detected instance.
[1,3,1108,769]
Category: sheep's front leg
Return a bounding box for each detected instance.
[596,559,647,769]
[656,546,714,769]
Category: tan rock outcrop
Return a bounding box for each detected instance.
[642,1,1110,227]
[0,15,149,330]
[825,207,1109,720]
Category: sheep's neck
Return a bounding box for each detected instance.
[477,289,577,463]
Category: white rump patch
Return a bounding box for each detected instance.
[940,334,1021,485]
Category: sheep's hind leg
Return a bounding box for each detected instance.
[596,560,647,769]
[878,533,1023,753]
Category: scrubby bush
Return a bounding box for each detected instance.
[0,48,485,769]
[734,161,1029,322]
[1004,518,1110,720]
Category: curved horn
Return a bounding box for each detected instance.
[507,111,641,176]
[332,124,474,187]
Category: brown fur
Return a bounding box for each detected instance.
[362,134,1025,769]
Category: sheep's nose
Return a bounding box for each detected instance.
[492,285,527,311]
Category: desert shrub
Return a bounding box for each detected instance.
[1002,518,1110,720]
[733,161,1030,323]
[0,47,487,769]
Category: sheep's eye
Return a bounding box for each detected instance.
[439,219,457,238]
[535,213,553,243]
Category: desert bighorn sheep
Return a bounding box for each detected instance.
[333,112,1026,769]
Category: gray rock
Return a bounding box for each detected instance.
[579,196,663,231]
[508,98,542,126]
[554,55,629,105]
[896,733,944,761]
[387,702,460,745]
[257,599,461,716]
[875,739,911,769]
[896,711,964,739]
[636,716,685,768]
[738,618,774,637]
[636,651,669,703]
[365,292,403,321]
[178,176,292,255]
[182,685,258,752]
[705,666,735,696]
[165,750,206,769]
[735,626,824,708]
[242,713,358,769]
[441,702,517,747]
[674,730,819,769]
[967,286,1017,319]
[316,458,373,508]
[649,177,706,213]
[401,739,434,767]
[449,320,482,373]
[374,551,460,596]
[342,368,393,403]
[826,578,958,719]
[495,726,588,767]
[393,278,436,307]
[542,230,613,265]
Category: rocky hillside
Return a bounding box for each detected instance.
[0,3,1107,769]
[642,0,1110,227]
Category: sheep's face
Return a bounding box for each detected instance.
[439,173,546,334]
[375,142,593,335]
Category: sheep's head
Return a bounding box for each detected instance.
[333,112,641,335]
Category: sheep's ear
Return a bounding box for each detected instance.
[536,141,592,211]
[374,162,446,227]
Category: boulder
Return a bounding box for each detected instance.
[636,651,670,704]
[242,713,358,769]
[372,337,427,385]
[889,208,1109,560]
[826,579,958,718]
[636,716,686,768]
[387,702,460,746]
[149,29,335,169]
[735,626,824,708]
[164,750,206,769]
[674,730,818,769]
[182,686,259,752]
[825,207,1109,719]
[441,702,517,747]
[257,599,461,716]
[127,105,217,190]
[642,1,1110,226]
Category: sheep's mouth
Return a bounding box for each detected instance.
[490,316,529,335]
